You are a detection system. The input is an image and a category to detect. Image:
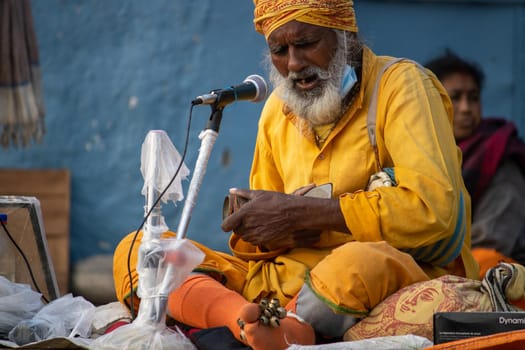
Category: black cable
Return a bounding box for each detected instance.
[0,220,50,304]
[126,103,195,319]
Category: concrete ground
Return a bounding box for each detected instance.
[71,254,117,306]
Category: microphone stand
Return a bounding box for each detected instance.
[176,106,223,239]
[176,76,266,238]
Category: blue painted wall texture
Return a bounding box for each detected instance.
[2,1,524,275]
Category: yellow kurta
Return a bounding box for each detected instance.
[244,46,478,280]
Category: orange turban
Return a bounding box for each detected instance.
[253,0,358,39]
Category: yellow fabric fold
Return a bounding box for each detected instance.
[308,241,429,314]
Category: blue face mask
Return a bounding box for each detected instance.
[340,64,357,97]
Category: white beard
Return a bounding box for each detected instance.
[268,41,347,126]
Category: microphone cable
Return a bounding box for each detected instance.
[0,218,50,304]
[126,103,195,320]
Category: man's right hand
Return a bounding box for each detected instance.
[221,188,322,250]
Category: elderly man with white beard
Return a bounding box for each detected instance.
[112,1,479,349]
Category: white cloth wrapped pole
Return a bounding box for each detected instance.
[137,130,190,322]
[89,130,202,349]
[131,130,191,324]
[176,129,218,239]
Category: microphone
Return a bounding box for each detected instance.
[192,74,268,108]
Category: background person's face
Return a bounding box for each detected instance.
[441,72,482,142]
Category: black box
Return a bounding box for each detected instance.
[434,312,525,344]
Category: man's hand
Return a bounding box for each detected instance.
[221,188,322,251]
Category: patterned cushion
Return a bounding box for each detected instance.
[344,275,491,341]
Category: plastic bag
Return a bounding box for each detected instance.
[0,276,44,338]
[90,322,196,350]
[137,238,204,301]
[90,239,203,350]
[8,293,95,345]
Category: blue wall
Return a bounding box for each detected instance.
[2,0,524,274]
[357,0,525,134]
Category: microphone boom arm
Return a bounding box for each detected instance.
[178,74,267,238]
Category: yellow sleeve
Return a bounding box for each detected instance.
[340,61,469,268]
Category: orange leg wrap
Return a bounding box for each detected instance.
[167,274,315,350]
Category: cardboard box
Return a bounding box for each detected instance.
[434,311,525,344]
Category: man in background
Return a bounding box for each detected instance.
[426,50,525,278]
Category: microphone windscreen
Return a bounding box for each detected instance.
[244,74,268,103]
